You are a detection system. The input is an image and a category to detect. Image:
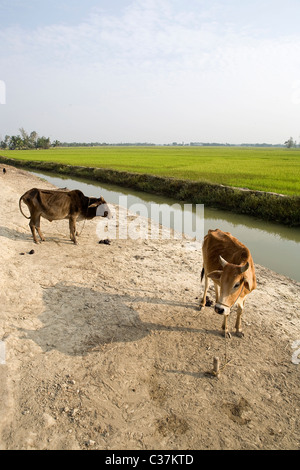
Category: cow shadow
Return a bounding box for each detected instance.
[0,226,30,241]
[20,282,207,356]
[0,225,73,245]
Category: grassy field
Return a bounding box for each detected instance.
[1,146,300,196]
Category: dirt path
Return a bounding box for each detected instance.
[0,164,299,450]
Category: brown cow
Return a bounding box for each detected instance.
[200,229,256,337]
[19,188,112,244]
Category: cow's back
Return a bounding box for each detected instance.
[40,189,87,220]
[21,188,86,220]
[203,229,251,272]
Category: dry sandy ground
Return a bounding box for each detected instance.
[0,164,299,451]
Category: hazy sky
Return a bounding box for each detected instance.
[1,0,300,144]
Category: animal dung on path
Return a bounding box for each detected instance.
[19,250,35,255]
[98,239,111,245]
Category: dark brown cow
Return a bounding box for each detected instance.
[19,188,112,244]
[200,229,256,338]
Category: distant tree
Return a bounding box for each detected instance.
[29,131,38,148]
[9,135,24,150]
[284,137,296,148]
[52,139,61,147]
[36,136,50,149]
[0,135,10,149]
[19,127,29,148]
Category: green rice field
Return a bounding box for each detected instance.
[1,146,300,196]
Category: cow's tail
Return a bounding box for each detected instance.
[201,267,205,282]
[19,193,31,219]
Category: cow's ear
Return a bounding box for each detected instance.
[244,273,255,292]
[207,270,222,281]
[88,202,100,208]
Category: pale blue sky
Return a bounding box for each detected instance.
[1,0,300,144]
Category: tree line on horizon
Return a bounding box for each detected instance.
[0,128,298,149]
[0,128,60,150]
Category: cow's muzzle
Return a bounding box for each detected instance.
[96,204,113,219]
[215,305,225,315]
[215,303,230,316]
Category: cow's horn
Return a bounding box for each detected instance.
[219,255,228,268]
[239,261,249,274]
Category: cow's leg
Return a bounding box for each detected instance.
[69,217,78,244]
[199,275,209,310]
[35,216,45,242]
[221,315,231,338]
[36,227,45,241]
[29,220,39,243]
[235,304,244,337]
[213,282,219,303]
[29,214,45,243]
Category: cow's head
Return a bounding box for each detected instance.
[88,197,113,219]
[207,255,252,316]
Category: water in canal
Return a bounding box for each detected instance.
[30,170,300,282]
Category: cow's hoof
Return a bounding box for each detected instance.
[223,330,231,339]
[236,331,245,338]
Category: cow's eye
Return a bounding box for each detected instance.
[233,282,240,289]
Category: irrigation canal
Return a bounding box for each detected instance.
[29,170,300,282]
